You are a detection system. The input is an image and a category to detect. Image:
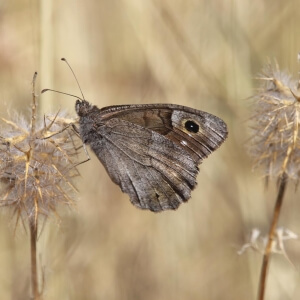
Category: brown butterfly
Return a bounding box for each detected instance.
[75,100,228,212]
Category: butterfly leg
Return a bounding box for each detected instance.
[68,123,91,167]
[71,143,91,168]
[42,122,74,140]
[68,123,91,168]
[42,122,91,167]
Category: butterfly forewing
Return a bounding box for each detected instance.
[99,104,227,164]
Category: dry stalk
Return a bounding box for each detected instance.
[0,73,82,299]
[249,61,300,300]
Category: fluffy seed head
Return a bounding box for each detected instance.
[0,102,81,228]
[249,62,300,183]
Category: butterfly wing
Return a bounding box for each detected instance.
[99,104,228,164]
[88,118,199,211]
[79,103,227,212]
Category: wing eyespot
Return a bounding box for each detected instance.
[184,120,199,133]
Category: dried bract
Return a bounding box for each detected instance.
[249,62,300,183]
[0,110,81,227]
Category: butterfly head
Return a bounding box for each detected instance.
[75,99,93,117]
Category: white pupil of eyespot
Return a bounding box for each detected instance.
[181,140,187,146]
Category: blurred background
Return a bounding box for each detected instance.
[0,0,300,299]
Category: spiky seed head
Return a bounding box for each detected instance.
[0,110,81,228]
[249,61,300,184]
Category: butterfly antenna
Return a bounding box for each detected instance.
[41,89,84,101]
[61,58,86,100]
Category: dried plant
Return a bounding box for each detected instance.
[250,62,300,184]
[0,73,81,299]
[248,61,300,300]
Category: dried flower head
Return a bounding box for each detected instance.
[0,76,81,229]
[249,61,300,183]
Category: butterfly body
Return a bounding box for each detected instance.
[75,100,227,212]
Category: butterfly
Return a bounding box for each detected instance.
[75,100,227,212]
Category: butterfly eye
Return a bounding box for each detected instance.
[184,120,199,133]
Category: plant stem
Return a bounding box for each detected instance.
[257,173,288,300]
[30,218,40,300]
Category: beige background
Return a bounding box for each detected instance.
[0,0,300,299]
